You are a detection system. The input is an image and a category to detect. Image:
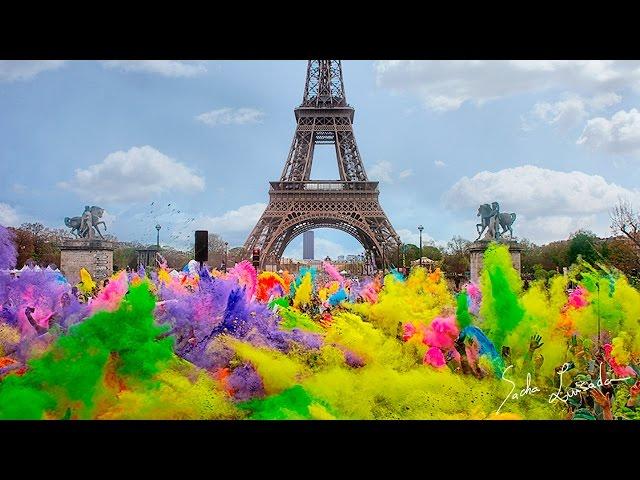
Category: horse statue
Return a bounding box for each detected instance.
[64,206,107,239]
[88,206,107,238]
[476,203,516,241]
[64,216,83,237]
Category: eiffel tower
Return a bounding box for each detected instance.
[244,60,401,271]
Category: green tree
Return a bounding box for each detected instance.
[423,245,443,261]
[520,238,541,275]
[441,236,470,276]
[161,246,192,270]
[113,246,138,270]
[402,244,420,264]
[611,199,640,251]
[9,223,73,268]
[532,263,556,282]
[606,237,640,278]
[568,230,603,266]
[228,246,247,267]
[543,240,570,270]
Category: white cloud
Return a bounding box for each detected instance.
[101,60,206,78]
[577,108,640,156]
[0,203,20,226]
[517,214,599,242]
[375,60,640,112]
[0,60,65,82]
[396,228,435,246]
[443,165,638,217]
[369,161,394,183]
[196,108,265,126]
[525,97,588,131]
[434,160,446,168]
[443,165,640,243]
[58,146,205,203]
[198,203,267,234]
[589,92,623,110]
[101,211,117,229]
[114,202,267,250]
[523,92,621,131]
[369,161,413,183]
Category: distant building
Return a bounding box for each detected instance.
[337,255,345,262]
[303,231,314,260]
[137,245,160,268]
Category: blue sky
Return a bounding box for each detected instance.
[1,60,640,259]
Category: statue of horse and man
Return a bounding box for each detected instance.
[476,201,516,241]
[64,206,108,239]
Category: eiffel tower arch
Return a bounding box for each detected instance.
[244,60,401,271]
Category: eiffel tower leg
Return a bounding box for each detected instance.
[243,208,285,270]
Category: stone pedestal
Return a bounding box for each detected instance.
[469,240,523,284]
[60,239,114,286]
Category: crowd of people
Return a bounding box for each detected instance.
[0,222,639,419]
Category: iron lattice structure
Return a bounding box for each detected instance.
[244,60,401,270]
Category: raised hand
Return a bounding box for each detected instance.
[502,345,511,361]
[590,388,612,413]
[572,337,586,358]
[630,381,640,398]
[454,336,467,356]
[627,381,640,408]
[529,334,544,352]
[594,349,607,368]
[24,306,48,335]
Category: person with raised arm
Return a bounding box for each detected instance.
[24,306,50,336]
[522,334,544,377]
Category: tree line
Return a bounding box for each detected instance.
[6,224,245,272]
[5,200,639,281]
[398,200,640,286]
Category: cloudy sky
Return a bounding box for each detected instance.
[1,60,640,259]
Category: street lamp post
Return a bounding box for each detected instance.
[418,225,424,268]
[597,281,601,350]
[224,242,228,273]
[381,241,386,274]
[402,244,407,271]
[155,224,161,248]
